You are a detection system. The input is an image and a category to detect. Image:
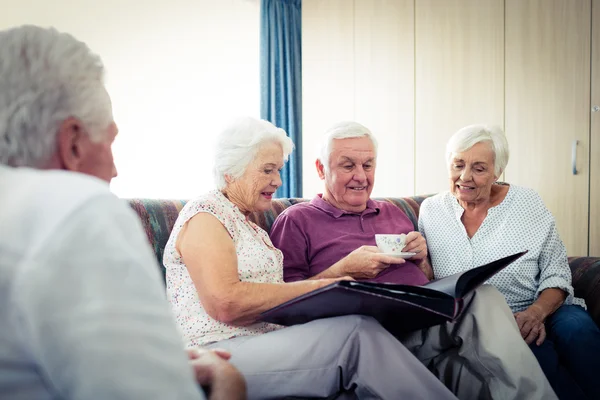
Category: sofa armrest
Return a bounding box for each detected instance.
[569,257,600,328]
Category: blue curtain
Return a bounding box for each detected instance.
[260,0,302,198]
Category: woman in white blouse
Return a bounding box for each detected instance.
[163,117,457,400]
[418,124,600,400]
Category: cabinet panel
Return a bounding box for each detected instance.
[354,0,415,197]
[505,0,591,255]
[591,0,600,256]
[302,0,354,197]
[415,0,504,195]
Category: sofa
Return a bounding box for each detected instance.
[127,195,600,328]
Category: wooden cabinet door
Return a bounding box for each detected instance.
[415,0,505,195]
[505,0,591,256]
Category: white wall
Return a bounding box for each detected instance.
[0,0,260,199]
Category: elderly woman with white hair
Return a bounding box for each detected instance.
[418,124,600,400]
[163,116,458,400]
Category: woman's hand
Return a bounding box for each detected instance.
[402,232,428,260]
[514,304,547,346]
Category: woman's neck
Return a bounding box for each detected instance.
[459,198,491,213]
[221,190,251,217]
[458,183,509,213]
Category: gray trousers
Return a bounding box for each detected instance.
[209,285,556,400]
[208,314,457,399]
[399,285,557,400]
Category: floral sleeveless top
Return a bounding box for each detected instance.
[164,190,283,346]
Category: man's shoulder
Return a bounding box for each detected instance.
[0,168,124,254]
[368,199,403,216]
[276,200,318,219]
[370,199,406,211]
[271,200,321,235]
[13,169,115,217]
[4,167,112,204]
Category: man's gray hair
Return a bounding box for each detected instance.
[0,25,113,167]
[446,124,510,177]
[214,117,294,189]
[318,121,378,170]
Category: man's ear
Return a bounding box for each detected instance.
[224,174,234,184]
[316,159,326,180]
[56,117,87,172]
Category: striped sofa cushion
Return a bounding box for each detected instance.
[127,199,187,273]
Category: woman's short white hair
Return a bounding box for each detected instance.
[0,25,113,167]
[214,117,294,189]
[446,124,509,177]
[318,121,378,170]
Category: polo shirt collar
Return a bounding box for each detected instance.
[310,194,380,218]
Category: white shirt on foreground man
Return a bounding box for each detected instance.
[0,167,209,399]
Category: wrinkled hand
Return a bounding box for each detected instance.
[188,348,247,400]
[339,245,405,279]
[514,305,547,346]
[402,232,428,261]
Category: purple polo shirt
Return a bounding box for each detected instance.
[269,194,429,285]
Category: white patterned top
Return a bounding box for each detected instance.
[418,184,586,313]
[164,190,283,347]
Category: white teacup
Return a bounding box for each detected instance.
[375,234,407,254]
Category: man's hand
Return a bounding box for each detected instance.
[402,232,428,260]
[338,245,405,279]
[188,348,247,400]
[514,304,547,346]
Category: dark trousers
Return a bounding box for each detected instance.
[529,305,600,400]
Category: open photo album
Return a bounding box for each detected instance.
[260,251,527,333]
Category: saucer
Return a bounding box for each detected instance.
[380,252,416,259]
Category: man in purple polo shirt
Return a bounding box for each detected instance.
[270,121,433,286]
[269,121,556,400]
[271,186,430,285]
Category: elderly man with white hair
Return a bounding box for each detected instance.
[419,124,600,400]
[0,25,245,400]
[270,121,558,400]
